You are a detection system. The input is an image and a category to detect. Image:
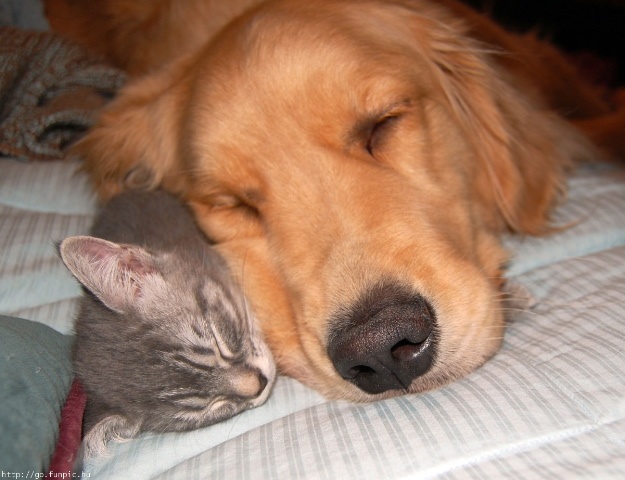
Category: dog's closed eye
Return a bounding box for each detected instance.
[211,194,242,209]
[365,115,401,156]
[211,193,261,224]
[192,191,263,243]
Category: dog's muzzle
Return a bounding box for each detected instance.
[328,281,437,394]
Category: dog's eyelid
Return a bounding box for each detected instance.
[365,113,401,156]
[209,193,262,223]
[210,194,240,208]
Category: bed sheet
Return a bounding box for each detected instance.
[1,158,624,479]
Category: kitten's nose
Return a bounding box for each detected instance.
[256,374,268,396]
[230,367,269,399]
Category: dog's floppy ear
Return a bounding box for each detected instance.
[74,57,191,200]
[419,13,594,234]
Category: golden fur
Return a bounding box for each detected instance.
[47,0,624,401]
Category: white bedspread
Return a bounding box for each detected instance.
[1,158,624,479]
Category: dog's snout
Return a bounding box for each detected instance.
[328,283,436,394]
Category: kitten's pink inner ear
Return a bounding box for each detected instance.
[60,236,157,314]
[116,244,157,278]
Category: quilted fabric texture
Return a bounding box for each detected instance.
[1,158,624,479]
[0,159,96,331]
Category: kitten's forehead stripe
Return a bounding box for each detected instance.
[157,390,198,400]
[196,278,241,333]
[191,345,215,356]
[210,322,236,360]
[194,281,211,322]
[191,323,205,339]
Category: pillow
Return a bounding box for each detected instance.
[0,315,73,474]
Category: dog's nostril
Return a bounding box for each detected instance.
[328,282,437,395]
[391,339,426,362]
[347,365,375,378]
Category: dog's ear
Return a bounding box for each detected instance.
[73,57,191,200]
[416,10,594,234]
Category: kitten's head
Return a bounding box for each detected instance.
[59,236,276,457]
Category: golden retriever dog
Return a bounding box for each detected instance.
[47,0,625,401]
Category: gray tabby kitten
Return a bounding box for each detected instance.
[59,190,275,457]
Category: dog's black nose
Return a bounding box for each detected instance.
[328,282,436,394]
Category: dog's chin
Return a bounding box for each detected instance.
[304,350,501,403]
[357,345,500,402]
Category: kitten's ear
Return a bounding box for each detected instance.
[59,236,157,314]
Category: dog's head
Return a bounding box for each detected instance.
[78,0,589,401]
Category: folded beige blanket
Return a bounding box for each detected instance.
[0,27,126,161]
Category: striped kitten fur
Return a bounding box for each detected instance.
[59,190,276,457]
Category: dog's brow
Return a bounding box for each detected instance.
[243,188,264,206]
